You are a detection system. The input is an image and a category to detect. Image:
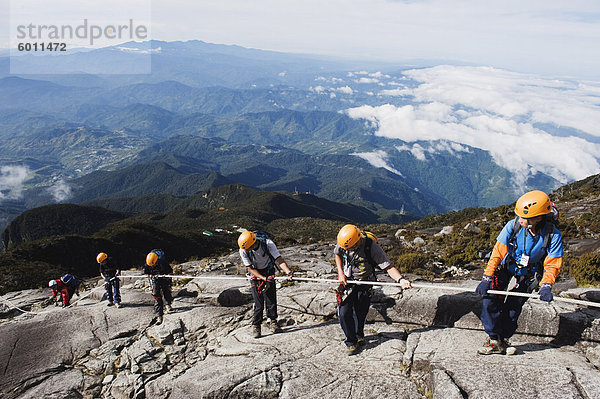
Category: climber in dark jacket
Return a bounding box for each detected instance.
[144,249,173,324]
[97,252,122,307]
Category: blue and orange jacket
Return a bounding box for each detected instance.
[484,219,563,285]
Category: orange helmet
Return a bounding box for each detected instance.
[96,252,108,264]
[514,190,552,218]
[337,224,362,249]
[146,251,159,266]
[238,231,257,250]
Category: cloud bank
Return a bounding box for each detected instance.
[0,165,29,201]
[346,66,600,184]
[47,179,72,202]
[352,150,404,177]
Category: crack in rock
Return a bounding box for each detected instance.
[567,367,592,399]
[3,336,19,376]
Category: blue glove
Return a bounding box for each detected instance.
[539,283,553,302]
[476,275,493,296]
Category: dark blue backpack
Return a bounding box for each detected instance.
[150,249,166,262]
[61,273,81,290]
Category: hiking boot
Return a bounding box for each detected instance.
[503,339,517,356]
[165,304,173,313]
[252,325,261,338]
[270,319,283,334]
[115,303,121,309]
[156,316,163,325]
[477,338,506,355]
[346,344,359,356]
[107,301,114,307]
[357,337,366,347]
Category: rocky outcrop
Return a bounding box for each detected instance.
[1,244,599,398]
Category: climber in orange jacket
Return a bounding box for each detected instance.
[475,190,563,355]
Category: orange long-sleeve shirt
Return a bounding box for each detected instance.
[484,241,562,285]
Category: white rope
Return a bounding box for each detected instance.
[0,295,39,314]
[487,289,600,308]
[154,274,600,309]
[3,274,598,314]
[156,275,249,281]
[68,286,105,307]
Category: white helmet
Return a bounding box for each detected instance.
[49,280,57,287]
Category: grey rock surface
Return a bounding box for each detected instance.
[1,244,599,398]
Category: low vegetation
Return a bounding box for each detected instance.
[1,174,598,294]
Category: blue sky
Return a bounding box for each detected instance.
[3,0,600,79]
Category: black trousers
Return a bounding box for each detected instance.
[338,287,371,346]
[250,268,277,325]
[151,277,172,316]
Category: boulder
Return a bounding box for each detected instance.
[463,223,481,234]
[413,237,426,246]
[216,287,253,307]
[434,226,453,237]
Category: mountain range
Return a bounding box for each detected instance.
[1,39,589,235]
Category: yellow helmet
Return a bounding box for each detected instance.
[362,231,378,242]
[514,190,552,218]
[146,251,159,266]
[238,231,257,250]
[337,224,362,249]
[96,252,108,264]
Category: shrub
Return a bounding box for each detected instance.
[396,252,428,274]
[570,253,600,286]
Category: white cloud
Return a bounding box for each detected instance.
[310,85,326,94]
[0,165,29,201]
[334,86,354,95]
[395,141,472,161]
[352,150,404,177]
[346,66,600,184]
[47,179,72,202]
[369,71,390,78]
[356,77,379,84]
[396,143,427,161]
[379,88,410,96]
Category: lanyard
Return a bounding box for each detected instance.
[522,227,532,257]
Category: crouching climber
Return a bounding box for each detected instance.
[49,276,76,307]
[144,249,174,325]
[476,190,563,355]
[334,224,411,355]
[97,252,122,308]
[238,231,293,338]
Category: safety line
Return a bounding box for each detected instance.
[154,274,600,309]
[3,274,598,315]
[0,295,39,314]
